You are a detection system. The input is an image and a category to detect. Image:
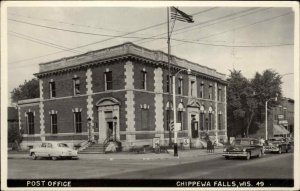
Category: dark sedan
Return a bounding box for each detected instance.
[223,138,264,160]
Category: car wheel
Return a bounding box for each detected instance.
[286,147,289,153]
[258,150,262,158]
[51,156,58,161]
[225,156,229,160]
[246,152,251,160]
[278,147,282,154]
[31,153,37,160]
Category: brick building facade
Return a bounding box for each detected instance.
[18,42,227,150]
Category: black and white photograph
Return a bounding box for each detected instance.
[1,1,299,190]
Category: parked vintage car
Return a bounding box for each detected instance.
[264,137,290,154]
[29,141,78,160]
[223,138,263,160]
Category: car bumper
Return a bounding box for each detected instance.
[264,147,280,152]
[222,152,247,157]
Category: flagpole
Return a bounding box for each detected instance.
[167,7,172,147]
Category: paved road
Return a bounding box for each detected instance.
[8,153,293,179]
[105,153,293,179]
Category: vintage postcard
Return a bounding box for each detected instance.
[1,1,299,190]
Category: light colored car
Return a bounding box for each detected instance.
[29,141,78,160]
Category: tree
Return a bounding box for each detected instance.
[8,126,23,150]
[251,69,282,121]
[227,69,282,138]
[11,78,39,103]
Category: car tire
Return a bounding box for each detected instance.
[51,156,58,161]
[258,150,262,158]
[225,156,229,160]
[278,147,282,154]
[246,152,251,160]
[286,147,289,153]
[31,153,37,160]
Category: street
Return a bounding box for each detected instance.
[8,152,293,179]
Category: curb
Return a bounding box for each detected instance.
[8,152,222,161]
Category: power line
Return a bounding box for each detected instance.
[9,31,84,55]
[8,7,216,65]
[135,7,262,45]
[160,11,293,50]
[8,18,169,40]
[9,12,134,34]
[171,38,293,47]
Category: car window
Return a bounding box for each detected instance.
[233,140,250,146]
[47,143,53,148]
[58,143,69,148]
[41,143,47,148]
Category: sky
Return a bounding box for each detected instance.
[5,4,296,104]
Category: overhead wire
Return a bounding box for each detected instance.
[134,7,263,45]
[159,11,294,50]
[8,7,217,65]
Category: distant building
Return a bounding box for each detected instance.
[18,42,227,150]
[272,97,294,137]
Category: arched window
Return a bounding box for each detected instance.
[200,105,205,131]
[177,103,185,130]
[208,107,213,130]
[165,101,173,130]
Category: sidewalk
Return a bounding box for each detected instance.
[8,148,223,160]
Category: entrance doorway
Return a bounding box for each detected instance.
[96,97,120,143]
[107,121,113,140]
[191,115,199,138]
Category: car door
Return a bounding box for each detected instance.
[38,143,47,157]
[46,143,54,157]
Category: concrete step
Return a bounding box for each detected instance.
[79,143,106,154]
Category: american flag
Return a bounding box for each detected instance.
[170,7,194,23]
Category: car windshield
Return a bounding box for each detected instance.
[58,143,69,148]
[233,140,251,146]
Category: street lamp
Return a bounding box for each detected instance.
[265,96,277,140]
[172,68,191,157]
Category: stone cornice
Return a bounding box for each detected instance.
[34,42,227,81]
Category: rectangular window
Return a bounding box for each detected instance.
[141,109,149,130]
[27,112,34,134]
[49,81,56,98]
[51,114,58,134]
[178,78,183,95]
[200,112,205,130]
[200,84,204,98]
[177,110,183,130]
[73,78,80,95]
[166,110,170,130]
[166,75,172,93]
[218,87,222,101]
[141,71,147,90]
[209,85,213,100]
[74,112,82,133]
[218,113,222,130]
[190,81,195,96]
[105,71,113,90]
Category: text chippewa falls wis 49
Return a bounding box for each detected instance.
[176,180,253,187]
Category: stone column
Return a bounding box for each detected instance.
[39,80,45,141]
[86,68,94,141]
[154,67,164,139]
[124,61,136,143]
[214,82,218,143]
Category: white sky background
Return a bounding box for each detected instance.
[7,6,295,104]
